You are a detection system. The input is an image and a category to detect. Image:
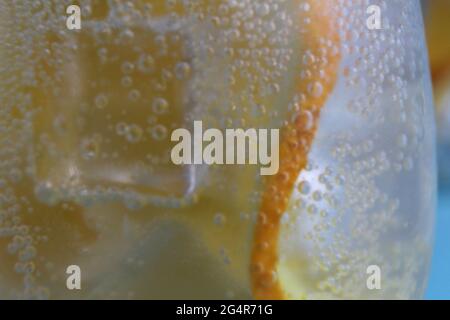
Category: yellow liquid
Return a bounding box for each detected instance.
[0,0,302,299]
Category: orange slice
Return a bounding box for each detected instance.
[250,0,341,300]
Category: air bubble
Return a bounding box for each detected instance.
[151,125,168,141]
[137,54,155,73]
[126,125,143,143]
[80,137,100,160]
[308,81,323,98]
[214,213,226,226]
[95,94,109,109]
[175,62,191,80]
[298,181,311,195]
[152,98,169,115]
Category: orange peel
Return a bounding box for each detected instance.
[250,0,341,300]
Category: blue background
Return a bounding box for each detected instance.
[426,188,450,299]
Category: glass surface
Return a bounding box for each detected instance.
[0,0,436,299]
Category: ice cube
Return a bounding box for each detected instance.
[30,17,210,208]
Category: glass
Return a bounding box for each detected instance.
[0,0,436,299]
